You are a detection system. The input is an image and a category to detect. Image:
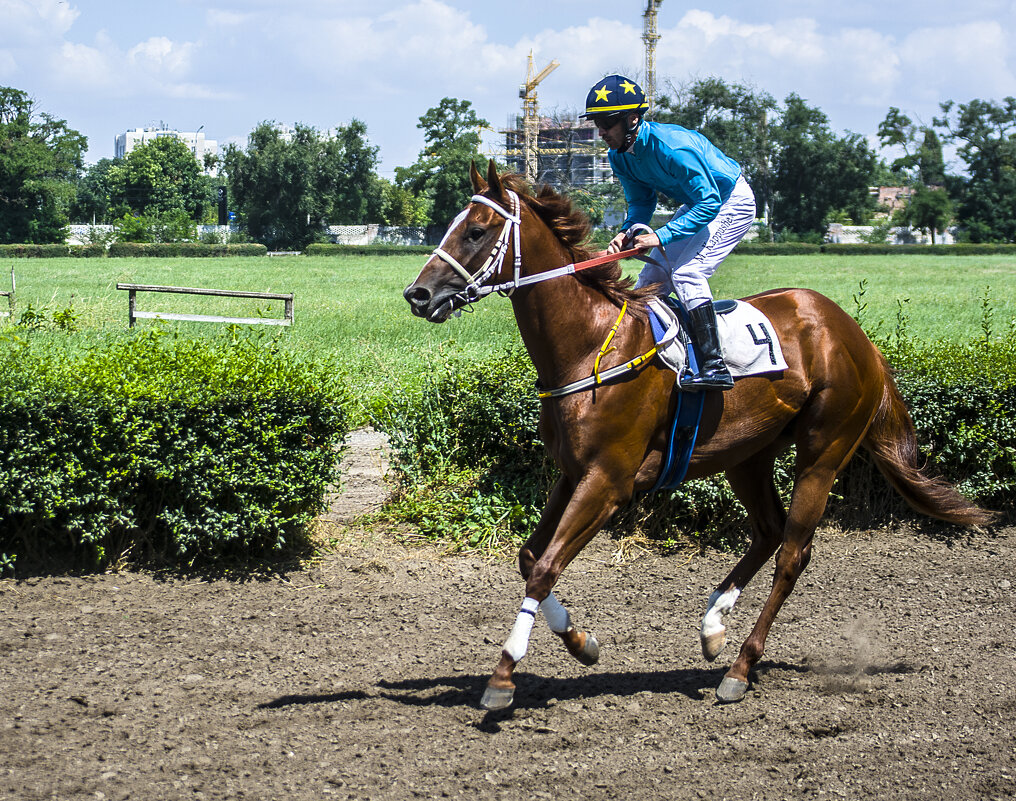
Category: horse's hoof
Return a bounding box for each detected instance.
[480,684,515,711]
[577,633,599,666]
[715,677,749,703]
[701,629,726,662]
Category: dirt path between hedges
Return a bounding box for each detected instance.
[2,429,1014,801]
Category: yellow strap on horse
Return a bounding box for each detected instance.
[538,300,657,399]
[593,301,627,384]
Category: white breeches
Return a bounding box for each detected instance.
[635,175,756,310]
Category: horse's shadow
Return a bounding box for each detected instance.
[259,665,727,716]
[257,657,921,720]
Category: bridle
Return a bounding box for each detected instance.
[431,191,523,306]
[428,190,664,398]
[431,190,652,312]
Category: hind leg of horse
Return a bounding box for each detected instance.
[700,453,787,662]
[717,465,835,702]
[482,471,627,710]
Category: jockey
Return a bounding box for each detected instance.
[581,74,756,391]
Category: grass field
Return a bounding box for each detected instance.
[5,252,1015,420]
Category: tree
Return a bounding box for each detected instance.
[656,78,778,222]
[899,184,952,243]
[918,129,946,186]
[396,98,489,228]
[877,107,946,186]
[106,136,212,220]
[568,181,625,228]
[771,94,878,235]
[378,179,429,226]
[320,119,383,225]
[71,158,118,223]
[223,119,385,249]
[0,86,86,243]
[932,97,1016,242]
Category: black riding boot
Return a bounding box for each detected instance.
[679,302,735,391]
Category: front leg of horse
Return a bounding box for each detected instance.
[481,591,601,711]
[480,473,623,710]
[520,544,600,667]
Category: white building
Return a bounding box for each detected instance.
[114,126,218,175]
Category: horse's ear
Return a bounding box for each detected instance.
[486,159,505,200]
[469,160,486,193]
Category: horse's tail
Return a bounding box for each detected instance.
[863,352,997,527]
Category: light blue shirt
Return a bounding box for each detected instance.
[608,121,742,246]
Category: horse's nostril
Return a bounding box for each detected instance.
[404,285,432,306]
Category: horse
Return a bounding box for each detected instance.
[403,160,993,711]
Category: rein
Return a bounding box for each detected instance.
[431,191,659,399]
[432,190,646,305]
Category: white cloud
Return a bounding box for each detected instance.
[128,36,194,76]
[206,9,251,27]
[0,0,78,44]
[899,22,1016,102]
[50,41,114,87]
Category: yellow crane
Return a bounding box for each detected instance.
[643,0,663,116]
[520,51,559,184]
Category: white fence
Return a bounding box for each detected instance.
[325,225,427,246]
[826,223,957,245]
[67,223,427,246]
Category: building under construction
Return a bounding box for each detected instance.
[502,114,612,190]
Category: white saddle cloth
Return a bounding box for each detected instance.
[647,298,789,379]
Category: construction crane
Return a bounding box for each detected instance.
[643,0,663,117]
[520,51,559,184]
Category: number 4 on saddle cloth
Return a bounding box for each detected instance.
[646,296,789,494]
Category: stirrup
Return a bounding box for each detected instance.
[680,369,734,392]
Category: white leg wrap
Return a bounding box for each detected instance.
[702,587,741,638]
[540,591,571,634]
[502,597,540,662]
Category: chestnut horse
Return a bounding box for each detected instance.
[404,161,992,710]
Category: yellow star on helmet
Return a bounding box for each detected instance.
[594,85,611,102]
[620,80,637,94]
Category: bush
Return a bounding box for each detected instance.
[0,244,104,258]
[373,338,1015,553]
[733,242,822,256]
[304,243,433,257]
[372,347,549,551]
[820,243,1016,255]
[107,242,268,257]
[0,330,349,574]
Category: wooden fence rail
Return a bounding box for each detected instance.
[0,267,14,321]
[116,283,294,328]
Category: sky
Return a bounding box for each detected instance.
[4,0,1016,177]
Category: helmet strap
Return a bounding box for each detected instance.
[622,114,643,150]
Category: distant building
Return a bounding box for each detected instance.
[115,125,218,175]
[503,115,612,189]
[871,186,912,216]
[870,185,944,217]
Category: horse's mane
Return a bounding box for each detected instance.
[499,174,658,317]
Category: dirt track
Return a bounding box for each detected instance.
[2,430,1014,801]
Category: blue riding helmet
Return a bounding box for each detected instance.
[580,75,649,119]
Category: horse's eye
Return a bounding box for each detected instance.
[466,227,486,242]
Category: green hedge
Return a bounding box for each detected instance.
[107,243,268,258]
[0,244,105,258]
[820,243,1016,255]
[0,331,349,574]
[373,339,1015,552]
[304,243,433,257]
[734,242,823,255]
[734,242,1016,256]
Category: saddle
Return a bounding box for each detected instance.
[647,296,788,380]
[644,296,788,494]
